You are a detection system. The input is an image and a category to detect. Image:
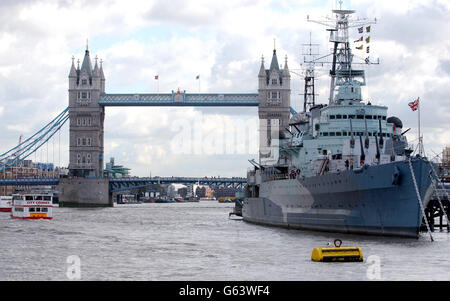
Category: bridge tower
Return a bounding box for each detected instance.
[68,44,105,177]
[59,44,111,207]
[258,48,291,164]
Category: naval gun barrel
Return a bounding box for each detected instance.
[375,134,381,162]
[364,117,370,149]
[378,119,384,149]
[359,135,365,164]
[349,118,355,149]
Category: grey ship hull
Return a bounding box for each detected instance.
[243,157,435,238]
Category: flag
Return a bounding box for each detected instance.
[366,26,371,33]
[408,98,419,111]
[155,75,159,80]
[366,46,370,53]
[358,27,363,33]
[356,45,363,50]
[365,36,370,44]
[354,36,363,43]
[196,75,200,80]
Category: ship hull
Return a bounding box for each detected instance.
[243,158,435,238]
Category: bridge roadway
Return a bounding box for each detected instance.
[98,92,260,107]
[0,176,247,192]
[98,92,299,115]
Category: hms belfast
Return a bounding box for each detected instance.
[243,7,436,238]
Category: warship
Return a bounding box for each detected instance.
[243,7,436,238]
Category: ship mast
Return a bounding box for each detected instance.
[307,4,376,105]
[300,33,321,112]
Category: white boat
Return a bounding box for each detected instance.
[0,196,12,212]
[11,194,53,220]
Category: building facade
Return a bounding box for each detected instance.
[1,160,58,195]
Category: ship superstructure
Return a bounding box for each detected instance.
[243,7,436,238]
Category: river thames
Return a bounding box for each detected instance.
[1,202,449,281]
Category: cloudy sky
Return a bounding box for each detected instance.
[0,0,449,177]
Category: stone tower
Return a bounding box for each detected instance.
[68,45,105,177]
[258,48,291,164]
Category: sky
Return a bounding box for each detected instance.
[0,0,449,177]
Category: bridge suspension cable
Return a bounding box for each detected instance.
[0,107,69,173]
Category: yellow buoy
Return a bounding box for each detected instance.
[311,239,363,262]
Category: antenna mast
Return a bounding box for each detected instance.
[307,3,376,105]
[300,33,321,112]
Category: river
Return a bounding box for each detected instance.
[1,202,449,281]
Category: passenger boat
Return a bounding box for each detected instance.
[11,194,53,220]
[0,196,12,212]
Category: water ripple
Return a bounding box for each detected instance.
[1,203,449,280]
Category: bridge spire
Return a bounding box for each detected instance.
[282,54,290,77]
[80,44,93,77]
[270,45,280,71]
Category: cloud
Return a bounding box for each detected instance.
[440,60,450,75]
[0,0,448,176]
[145,0,225,27]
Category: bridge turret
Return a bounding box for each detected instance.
[68,57,78,90]
[99,60,105,93]
[282,55,290,88]
[258,56,266,87]
[92,57,102,92]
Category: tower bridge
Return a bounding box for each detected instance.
[1,44,292,207]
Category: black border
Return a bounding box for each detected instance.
[1,281,448,299]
